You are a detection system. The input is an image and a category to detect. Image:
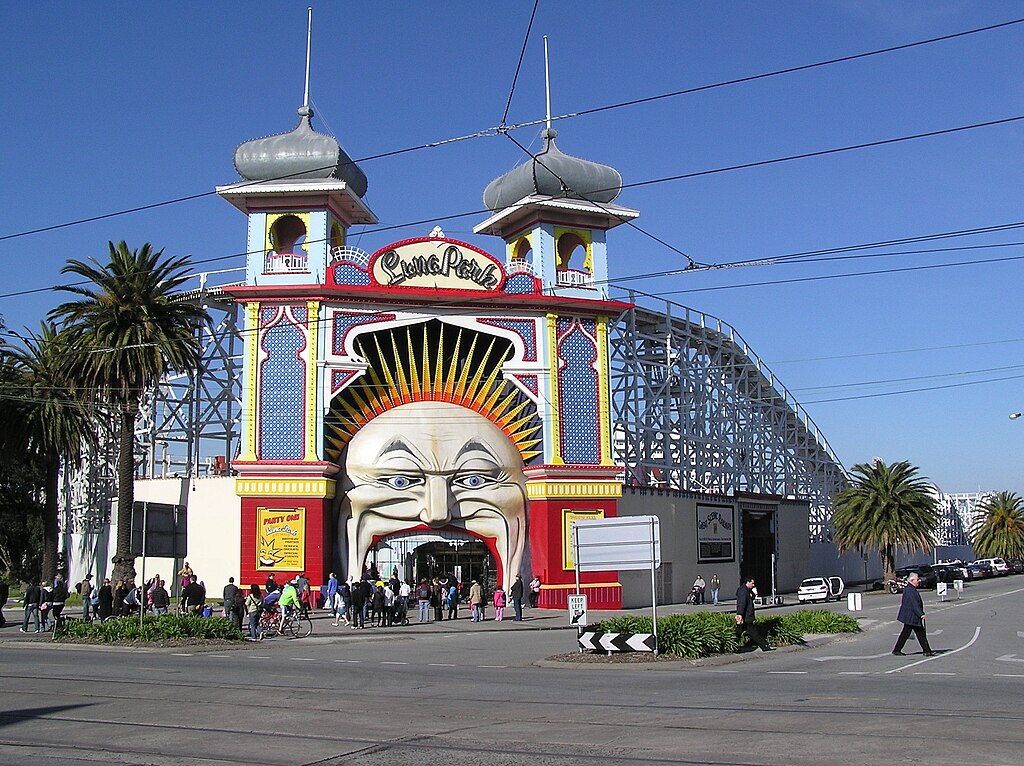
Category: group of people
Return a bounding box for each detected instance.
[689,573,722,605]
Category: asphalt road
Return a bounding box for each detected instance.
[1,577,1022,766]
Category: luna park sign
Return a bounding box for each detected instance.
[370,238,504,291]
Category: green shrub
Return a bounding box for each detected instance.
[55,614,244,642]
[594,608,859,658]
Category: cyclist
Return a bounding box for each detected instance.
[277,578,300,634]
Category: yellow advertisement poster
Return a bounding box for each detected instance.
[562,509,605,570]
[256,507,306,571]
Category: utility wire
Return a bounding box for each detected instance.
[3,18,1021,243]
[499,0,541,128]
[802,373,1024,405]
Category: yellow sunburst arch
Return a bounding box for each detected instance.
[325,320,542,463]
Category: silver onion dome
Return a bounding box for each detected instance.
[233,105,368,197]
[482,128,622,212]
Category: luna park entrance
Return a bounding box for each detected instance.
[368,534,498,594]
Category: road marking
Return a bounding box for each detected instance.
[171,653,193,657]
[290,657,315,662]
[995,673,1024,678]
[768,671,807,675]
[1017,631,1024,639]
[995,654,1024,663]
[886,626,981,674]
[333,659,361,663]
[249,655,271,659]
[206,654,230,658]
[838,671,870,675]
[381,661,408,665]
[914,672,955,675]
[428,663,455,667]
[477,665,508,669]
[815,652,894,662]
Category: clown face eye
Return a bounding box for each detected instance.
[381,475,422,490]
[452,473,494,490]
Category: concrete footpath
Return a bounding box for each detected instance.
[0,592,861,643]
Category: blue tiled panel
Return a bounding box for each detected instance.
[259,315,307,460]
[478,318,537,361]
[557,320,599,464]
[333,264,370,286]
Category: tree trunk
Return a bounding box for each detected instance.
[111,405,137,583]
[880,544,896,582]
[41,454,60,582]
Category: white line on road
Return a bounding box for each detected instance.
[171,653,193,657]
[886,626,981,674]
[838,671,871,675]
[206,654,230,658]
[381,661,408,665]
[995,673,1024,678]
[477,665,508,669]
[995,654,1024,663]
[249,655,271,659]
[768,671,807,675]
[333,659,361,663]
[428,663,455,667]
[290,657,316,662]
[815,652,895,662]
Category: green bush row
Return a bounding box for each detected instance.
[596,609,860,658]
[55,614,245,642]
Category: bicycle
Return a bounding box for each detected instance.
[255,605,312,640]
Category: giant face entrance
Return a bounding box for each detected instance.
[365,530,498,593]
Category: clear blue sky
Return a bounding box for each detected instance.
[2,2,1022,494]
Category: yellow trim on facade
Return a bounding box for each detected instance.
[265,212,311,254]
[236,478,336,498]
[596,315,614,465]
[242,302,260,461]
[525,481,623,499]
[304,301,320,461]
[545,312,563,465]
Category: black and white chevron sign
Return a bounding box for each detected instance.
[578,631,657,653]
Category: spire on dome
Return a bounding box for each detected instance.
[230,8,368,197]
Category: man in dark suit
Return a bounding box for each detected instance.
[735,576,774,652]
[892,572,935,656]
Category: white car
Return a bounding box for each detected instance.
[797,577,831,603]
[974,557,1009,575]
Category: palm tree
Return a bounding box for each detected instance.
[49,242,209,583]
[0,323,94,580]
[971,491,1024,560]
[830,459,938,580]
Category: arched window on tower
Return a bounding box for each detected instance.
[266,214,308,272]
[507,236,535,276]
[329,221,345,259]
[555,231,593,287]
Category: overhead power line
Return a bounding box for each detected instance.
[2,18,1021,243]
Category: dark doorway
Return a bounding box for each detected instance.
[412,542,497,595]
[740,510,776,595]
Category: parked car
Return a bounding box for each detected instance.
[893,565,939,588]
[1006,558,1024,574]
[797,578,830,603]
[974,557,1010,576]
[967,561,993,579]
[931,563,967,584]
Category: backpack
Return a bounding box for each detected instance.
[417,585,430,600]
[75,581,84,595]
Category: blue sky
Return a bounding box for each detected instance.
[2,2,1022,493]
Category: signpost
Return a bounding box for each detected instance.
[937,582,948,601]
[568,594,588,628]
[572,515,661,654]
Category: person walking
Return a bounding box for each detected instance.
[509,574,525,621]
[446,582,458,620]
[349,579,367,629]
[245,584,263,639]
[469,579,484,622]
[735,576,774,652]
[528,575,541,608]
[21,580,42,633]
[692,574,706,605]
[892,572,936,656]
[431,578,444,622]
[97,578,113,620]
[223,577,239,621]
[493,585,506,621]
[710,574,721,605]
